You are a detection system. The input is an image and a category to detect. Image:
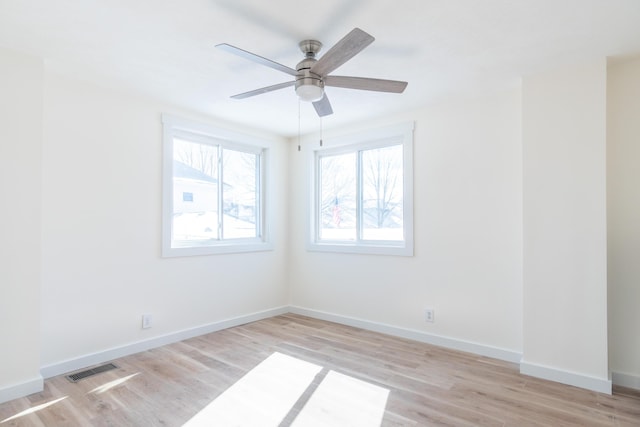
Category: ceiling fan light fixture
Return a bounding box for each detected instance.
[295,79,324,102]
[296,85,324,102]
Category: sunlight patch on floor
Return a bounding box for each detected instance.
[1,396,68,424]
[183,351,390,426]
[88,373,140,395]
[183,352,322,426]
[291,370,389,427]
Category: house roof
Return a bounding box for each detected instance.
[173,160,217,184]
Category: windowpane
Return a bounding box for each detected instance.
[309,122,413,256]
[319,152,356,241]
[162,114,271,256]
[172,138,219,247]
[361,144,404,241]
[222,148,259,239]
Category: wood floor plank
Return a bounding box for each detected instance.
[1,314,638,426]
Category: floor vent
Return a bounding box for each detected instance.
[66,363,118,382]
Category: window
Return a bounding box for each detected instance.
[309,122,414,256]
[162,114,272,256]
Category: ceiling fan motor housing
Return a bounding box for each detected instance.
[295,53,324,102]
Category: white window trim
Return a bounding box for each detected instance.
[162,114,274,257]
[307,122,414,256]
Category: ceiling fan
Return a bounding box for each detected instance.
[216,28,408,117]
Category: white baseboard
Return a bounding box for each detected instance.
[40,306,289,379]
[289,306,522,364]
[520,361,612,394]
[291,307,625,395]
[33,305,632,401]
[612,371,640,391]
[0,375,43,405]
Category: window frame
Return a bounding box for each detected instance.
[162,114,273,257]
[307,122,414,256]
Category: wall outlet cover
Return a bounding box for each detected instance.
[425,308,435,323]
[142,314,153,329]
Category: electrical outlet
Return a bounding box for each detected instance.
[425,308,435,323]
[142,314,153,329]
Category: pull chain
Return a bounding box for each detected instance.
[319,116,323,147]
[297,99,301,152]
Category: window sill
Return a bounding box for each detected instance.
[162,241,274,257]
[307,241,413,257]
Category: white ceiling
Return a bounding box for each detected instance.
[2,0,640,137]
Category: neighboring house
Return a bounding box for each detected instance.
[172,160,255,241]
[172,160,218,215]
[172,160,220,241]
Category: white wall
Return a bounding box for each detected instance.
[521,60,609,392]
[39,72,290,370]
[2,46,636,403]
[607,56,640,389]
[289,89,524,358]
[0,48,43,403]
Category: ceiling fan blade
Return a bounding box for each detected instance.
[230,81,295,99]
[310,28,374,77]
[216,43,297,77]
[313,94,333,117]
[325,76,408,93]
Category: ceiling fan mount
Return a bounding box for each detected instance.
[298,39,323,58]
[216,28,408,117]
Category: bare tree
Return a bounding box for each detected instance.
[319,153,356,228]
[173,138,218,178]
[198,144,216,177]
[362,145,403,228]
[222,148,258,223]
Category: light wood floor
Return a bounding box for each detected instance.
[1,314,639,426]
